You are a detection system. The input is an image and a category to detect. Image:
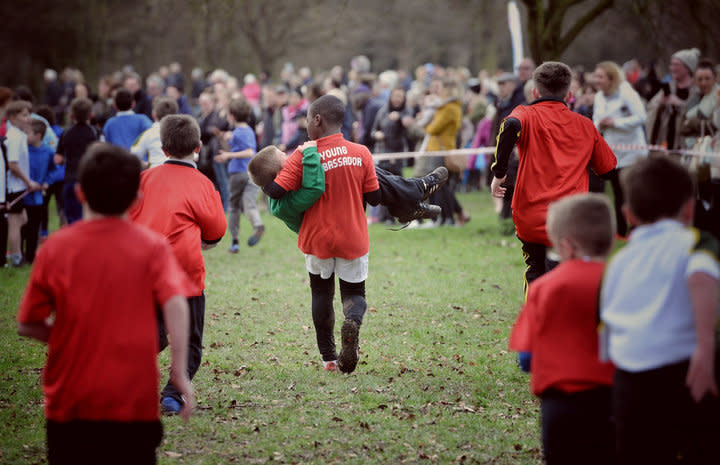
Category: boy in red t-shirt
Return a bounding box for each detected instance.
[129,115,226,414]
[17,143,194,464]
[509,193,616,465]
[268,95,380,373]
[490,61,617,295]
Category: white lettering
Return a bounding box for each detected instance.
[320,156,363,172]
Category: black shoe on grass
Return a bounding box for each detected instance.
[421,166,449,201]
[338,319,359,374]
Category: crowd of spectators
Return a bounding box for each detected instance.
[2,49,720,265]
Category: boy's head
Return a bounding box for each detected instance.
[160,114,201,158]
[77,143,141,216]
[70,97,93,124]
[248,145,286,188]
[620,156,694,225]
[532,61,573,100]
[27,120,47,146]
[34,104,55,126]
[307,94,345,140]
[114,88,134,111]
[152,96,179,122]
[228,97,252,124]
[5,100,32,129]
[547,193,615,259]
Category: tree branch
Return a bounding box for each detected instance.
[557,0,614,54]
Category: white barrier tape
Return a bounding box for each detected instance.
[371,144,720,161]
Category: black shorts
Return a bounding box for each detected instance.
[6,191,26,214]
[47,419,163,465]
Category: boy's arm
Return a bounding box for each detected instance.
[686,270,719,402]
[8,162,41,191]
[589,131,618,177]
[269,142,325,233]
[490,116,521,198]
[18,321,52,343]
[215,148,254,163]
[286,142,325,211]
[162,295,194,421]
[17,251,54,343]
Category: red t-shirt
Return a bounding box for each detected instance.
[17,218,192,422]
[274,133,379,259]
[509,260,615,396]
[129,162,226,294]
[511,101,617,245]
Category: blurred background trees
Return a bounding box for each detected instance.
[2,0,718,92]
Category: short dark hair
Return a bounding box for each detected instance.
[78,143,141,215]
[30,119,47,136]
[13,85,34,104]
[228,97,252,123]
[533,61,572,99]
[114,88,134,111]
[697,58,716,76]
[5,100,32,119]
[547,193,614,257]
[248,146,284,188]
[309,94,345,127]
[153,96,178,121]
[160,114,201,157]
[620,156,694,223]
[34,104,55,126]
[71,97,93,123]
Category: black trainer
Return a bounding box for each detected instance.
[338,319,359,374]
[420,166,449,201]
[397,202,441,223]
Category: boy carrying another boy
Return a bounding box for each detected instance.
[264,95,380,373]
[509,193,616,465]
[249,143,446,234]
[600,156,720,465]
[17,143,193,464]
[129,114,226,414]
[254,96,449,373]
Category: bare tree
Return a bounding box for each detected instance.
[521,0,614,62]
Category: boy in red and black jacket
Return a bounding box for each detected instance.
[491,61,617,296]
[129,114,226,414]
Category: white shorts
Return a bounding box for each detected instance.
[304,253,369,283]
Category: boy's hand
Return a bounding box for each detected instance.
[172,373,194,422]
[491,176,507,198]
[28,180,42,192]
[54,154,64,165]
[298,141,317,152]
[686,347,718,402]
[215,151,229,163]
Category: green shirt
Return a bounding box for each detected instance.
[269,146,325,233]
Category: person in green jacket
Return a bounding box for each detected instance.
[248,141,323,233]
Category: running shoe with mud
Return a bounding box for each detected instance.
[338,319,359,373]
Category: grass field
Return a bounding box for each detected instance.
[0,190,544,464]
